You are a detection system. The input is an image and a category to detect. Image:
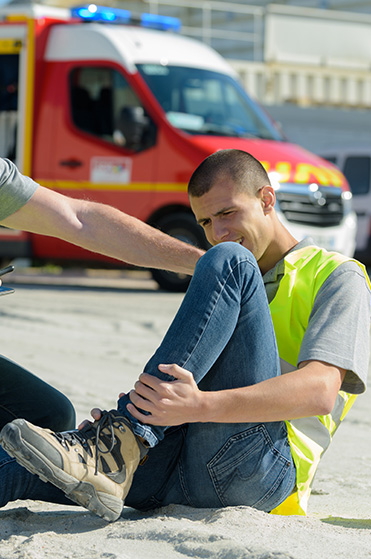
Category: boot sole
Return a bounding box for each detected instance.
[0,422,123,522]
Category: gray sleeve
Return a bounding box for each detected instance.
[0,158,39,221]
[298,261,371,394]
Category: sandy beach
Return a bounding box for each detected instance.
[0,270,370,558]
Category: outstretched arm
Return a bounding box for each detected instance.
[0,185,204,274]
[126,360,346,426]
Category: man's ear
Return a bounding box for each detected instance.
[260,185,276,214]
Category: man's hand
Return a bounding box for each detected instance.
[127,364,204,426]
[78,408,103,430]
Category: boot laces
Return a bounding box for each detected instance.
[53,411,119,475]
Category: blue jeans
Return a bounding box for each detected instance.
[0,243,296,512]
[0,356,76,507]
[0,356,75,432]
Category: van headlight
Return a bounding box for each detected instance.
[341,190,353,217]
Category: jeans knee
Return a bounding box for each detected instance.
[196,242,257,278]
[47,393,76,431]
[57,397,76,431]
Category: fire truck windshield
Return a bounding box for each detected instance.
[137,64,284,141]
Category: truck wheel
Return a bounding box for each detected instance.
[151,213,208,292]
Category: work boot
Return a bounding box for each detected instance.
[0,410,148,522]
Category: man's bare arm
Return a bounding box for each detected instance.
[127,360,346,426]
[0,186,204,274]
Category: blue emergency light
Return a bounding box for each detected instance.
[70,4,181,31]
[140,12,181,31]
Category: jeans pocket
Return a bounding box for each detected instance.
[207,424,292,510]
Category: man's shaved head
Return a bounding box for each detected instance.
[188,149,271,198]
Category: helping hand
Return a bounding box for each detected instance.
[77,407,103,430]
[127,364,204,426]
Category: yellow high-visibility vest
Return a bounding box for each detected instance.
[269,246,370,515]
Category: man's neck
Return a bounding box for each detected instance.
[259,230,298,275]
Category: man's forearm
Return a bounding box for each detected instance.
[1,186,204,274]
[128,362,345,426]
[73,200,204,274]
[199,362,344,424]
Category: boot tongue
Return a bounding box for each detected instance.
[79,423,98,441]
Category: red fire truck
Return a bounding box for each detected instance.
[0,3,356,290]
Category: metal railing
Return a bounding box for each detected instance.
[144,0,265,61]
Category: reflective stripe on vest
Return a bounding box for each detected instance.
[268,246,370,516]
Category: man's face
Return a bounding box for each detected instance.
[190,176,273,263]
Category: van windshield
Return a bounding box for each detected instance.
[137,65,284,141]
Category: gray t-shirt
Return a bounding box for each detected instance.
[263,239,371,395]
[0,158,39,220]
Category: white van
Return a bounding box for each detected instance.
[319,147,371,263]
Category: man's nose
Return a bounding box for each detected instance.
[212,223,229,243]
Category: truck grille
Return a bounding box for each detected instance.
[275,186,344,228]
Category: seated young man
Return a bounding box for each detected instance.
[1,149,369,521]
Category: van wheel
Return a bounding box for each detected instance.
[151,213,208,292]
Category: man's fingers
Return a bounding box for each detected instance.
[90,407,102,420]
[129,389,154,411]
[137,373,162,389]
[158,363,193,380]
[78,408,102,430]
[127,402,157,424]
[138,366,192,390]
[77,419,91,430]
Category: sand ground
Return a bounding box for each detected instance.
[0,270,370,558]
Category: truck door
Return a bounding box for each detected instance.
[0,36,22,162]
[0,28,32,260]
[0,19,35,175]
[42,63,158,220]
[0,51,18,160]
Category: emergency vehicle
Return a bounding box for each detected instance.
[0,2,357,290]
